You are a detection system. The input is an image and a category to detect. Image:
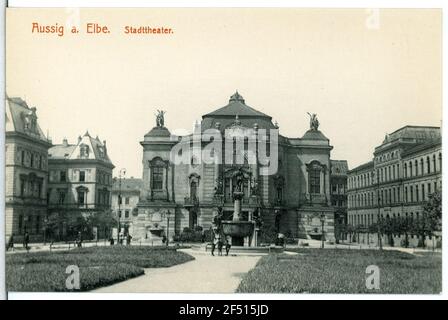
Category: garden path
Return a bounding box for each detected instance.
[93,248,261,293]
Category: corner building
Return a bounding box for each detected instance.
[347,126,441,244]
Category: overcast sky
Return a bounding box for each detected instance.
[6,8,442,178]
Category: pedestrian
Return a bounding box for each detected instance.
[77,231,82,248]
[109,237,115,245]
[126,233,132,246]
[225,235,231,256]
[23,232,30,252]
[7,234,14,251]
[211,227,221,256]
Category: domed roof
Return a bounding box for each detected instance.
[203,91,271,118]
[144,126,171,138]
[301,129,329,141]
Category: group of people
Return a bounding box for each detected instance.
[210,226,231,256]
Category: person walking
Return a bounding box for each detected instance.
[225,235,232,256]
[7,234,14,251]
[126,233,132,246]
[211,227,222,256]
[23,232,30,252]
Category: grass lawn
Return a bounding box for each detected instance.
[237,249,441,294]
[6,246,194,292]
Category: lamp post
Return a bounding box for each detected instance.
[117,168,126,244]
[372,171,383,251]
[320,213,326,249]
[166,210,171,247]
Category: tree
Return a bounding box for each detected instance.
[396,216,412,248]
[88,210,117,240]
[423,191,442,235]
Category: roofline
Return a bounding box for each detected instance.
[388,125,440,136]
[5,131,53,148]
[347,161,374,173]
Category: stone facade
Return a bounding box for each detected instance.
[5,97,52,242]
[347,126,442,239]
[47,133,114,238]
[133,92,340,243]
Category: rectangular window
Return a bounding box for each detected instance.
[309,169,320,194]
[78,191,85,205]
[125,210,129,218]
[151,167,164,190]
[79,171,86,182]
[20,179,25,196]
[18,215,23,234]
[35,216,40,234]
[125,197,130,205]
[60,171,66,182]
[58,190,66,204]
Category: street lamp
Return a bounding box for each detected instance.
[320,213,326,249]
[166,210,172,247]
[117,168,126,244]
[372,171,383,251]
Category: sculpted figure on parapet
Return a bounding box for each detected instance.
[307,112,319,131]
[155,110,166,127]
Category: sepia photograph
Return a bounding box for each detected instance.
[1,4,444,300]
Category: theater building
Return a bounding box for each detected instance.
[132,92,343,243]
[5,97,52,242]
[347,126,442,244]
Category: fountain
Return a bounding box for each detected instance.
[221,190,255,246]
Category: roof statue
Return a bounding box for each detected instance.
[155,110,166,127]
[307,112,320,131]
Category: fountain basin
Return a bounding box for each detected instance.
[221,221,254,237]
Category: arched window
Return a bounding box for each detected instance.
[414,160,418,175]
[433,154,437,172]
[404,163,407,178]
[420,159,424,175]
[409,161,413,177]
[415,185,419,202]
[410,185,414,202]
[404,186,408,203]
[427,156,431,173]
[439,153,442,172]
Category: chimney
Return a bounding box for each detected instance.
[103,140,107,154]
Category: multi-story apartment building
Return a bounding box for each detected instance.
[111,178,142,235]
[330,160,348,234]
[47,133,114,238]
[5,97,52,242]
[347,126,441,245]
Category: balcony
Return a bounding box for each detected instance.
[184,196,199,208]
[299,193,328,206]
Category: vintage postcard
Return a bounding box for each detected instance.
[2,4,444,300]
